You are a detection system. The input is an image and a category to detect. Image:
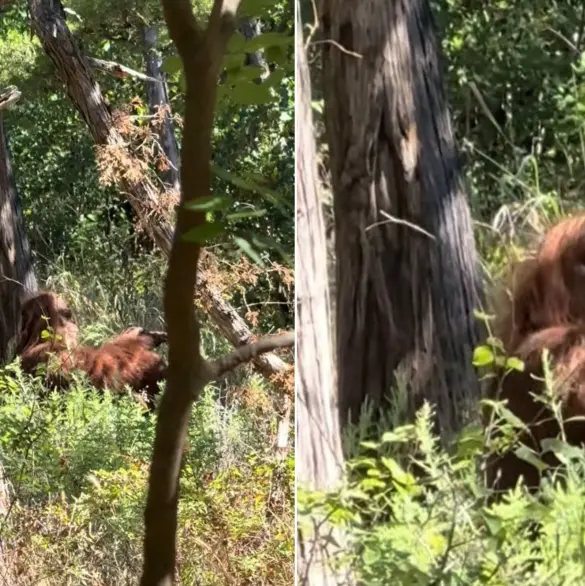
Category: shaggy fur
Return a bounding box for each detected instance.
[16,291,167,406]
[486,215,585,492]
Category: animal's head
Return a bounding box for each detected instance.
[16,292,78,354]
[498,215,585,348]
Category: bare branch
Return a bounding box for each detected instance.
[209,331,295,379]
[87,57,171,84]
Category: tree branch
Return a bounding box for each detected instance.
[161,0,202,58]
[87,56,170,84]
[209,0,241,42]
[208,331,294,379]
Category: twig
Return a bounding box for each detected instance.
[366,210,436,240]
[309,39,363,59]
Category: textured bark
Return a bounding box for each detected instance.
[142,24,181,193]
[296,11,351,585]
[29,0,289,381]
[0,92,38,365]
[321,0,483,438]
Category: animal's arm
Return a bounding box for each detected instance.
[108,328,168,350]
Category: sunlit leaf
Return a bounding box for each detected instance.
[226,209,267,220]
[245,33,294,52]
[473,345,495,366]
[227,31,246,54]
[161,55,182,75]
[514,445,548,472]
[183,221,225,243]
[231,82,273,105]
[184,195,230,212]
[233,236,264,266]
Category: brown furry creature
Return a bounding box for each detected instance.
[16,291,167,406]
[486,215,585,493]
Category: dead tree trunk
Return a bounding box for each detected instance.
[296,12,352,586]
[0,87,38,365]
[321,0,483,438]
[142,24,180,193]
[29,0,288,380]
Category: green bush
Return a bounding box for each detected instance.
[300,395,585,586]
[0,367,293,586]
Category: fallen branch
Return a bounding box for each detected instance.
[86,56,170,84]
[208,331,294,379]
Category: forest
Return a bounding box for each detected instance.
[297,0,585,585]
[0,1,294,585]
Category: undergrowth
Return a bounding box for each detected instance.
[0,364,293,585]
[299,393,585,586]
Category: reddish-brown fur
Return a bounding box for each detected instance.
[487,215,585,493]
[16,291,167,406]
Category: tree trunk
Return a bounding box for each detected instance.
[142,24,180,193]
[296,11,352,585]
[321,0,483,438]
[28,0,289,381]
[0,91,38,365]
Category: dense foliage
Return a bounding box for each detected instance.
[0,0,294,583]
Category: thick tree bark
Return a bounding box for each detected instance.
[321,0,483,438]
[0,88,38,365]
[296,11,351,586]
[28,0,289,381]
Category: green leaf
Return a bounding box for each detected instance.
[227,31,246,54]
[184,195,230,212]
[498,406,528,431]
[504,356,525,372]
[227,65,265,83]
[473,345,495,367]
[265,69,285,88]
[239,0,275,16]
[183,221,225,243]
[161,55,182,75]
[514,445,549,473]
[265,45,287,65]
[249,234,291,264]
[359,441,380,451]
[223,53,244,71]
[211,164,290,211]
[233,236,264,266]
[245,33,294,52]
[541,438,584,464]
[231,82,274,105]
[226,209,267,220]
